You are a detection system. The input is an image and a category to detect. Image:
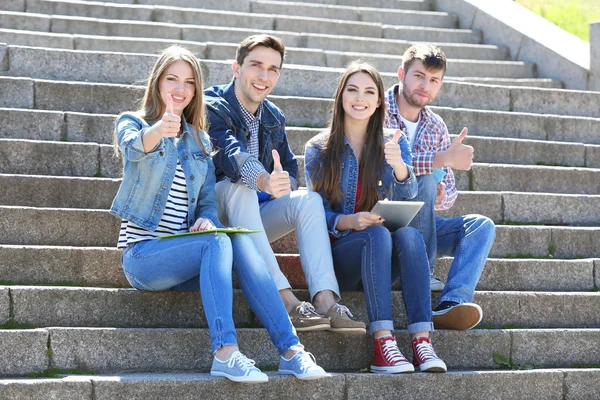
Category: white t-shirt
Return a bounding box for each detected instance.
[400,114,420,149]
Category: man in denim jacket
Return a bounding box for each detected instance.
[385,44,496,330]
[204,34,365,334]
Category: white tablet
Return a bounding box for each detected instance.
[370,201,424,231]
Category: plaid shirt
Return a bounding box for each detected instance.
[235,89,266,191]
[385,84,457,210]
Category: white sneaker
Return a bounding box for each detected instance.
[211,351,268,383]
[279,350,329,380]
[430,276,445,292]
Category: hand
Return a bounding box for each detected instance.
[434,182,446,207]
[190,217,216,232]
[446,128,474,170]
[157,94,181,138]
[266,149,291,198]
[352,212,384,231]
[384,129,405,170]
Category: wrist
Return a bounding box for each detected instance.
[257,172,270,193]
[433,151,449,169]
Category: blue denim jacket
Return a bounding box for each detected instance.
[110,112,223,231]
[204,80,298,188]
[304,129,417,238]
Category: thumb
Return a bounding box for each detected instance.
[165,94,174,115]
[272,149,283,172]
[390,129,402,144]
[454,127,468,144]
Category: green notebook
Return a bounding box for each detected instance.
[159,227,261,239]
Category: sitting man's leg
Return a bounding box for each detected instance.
[432,214,496,330]
[216,179,330,332]
[259,189,366,334]
[409,174,444,291]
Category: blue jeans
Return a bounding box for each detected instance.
[410,174,496,305]
[121,233,300,355]
[331,225,433,335]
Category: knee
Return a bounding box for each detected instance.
[365,225,393,247]
[297,190,325,214]
[479,216,496,238]
[392,226,424,249]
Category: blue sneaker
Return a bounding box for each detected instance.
[278,350,329,380]
[211,351,268,383]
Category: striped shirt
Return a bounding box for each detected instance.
[234,87,267,191]
[117,160,189,248]
[384,84,457,210]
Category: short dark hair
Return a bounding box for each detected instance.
[402,44,447,76]
[235,34,286,68]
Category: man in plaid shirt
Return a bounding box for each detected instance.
[385,44,496,330]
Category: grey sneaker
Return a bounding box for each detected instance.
[211,351,268,383]
[279,350,329,380]
[289,302,331,332]
[430,276,445,292]
[323,303,366,335]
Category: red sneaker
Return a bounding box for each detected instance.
[411,336,447,372]
[370,336,414,374]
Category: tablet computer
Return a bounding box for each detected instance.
[370,201,424,231]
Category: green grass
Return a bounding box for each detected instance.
[572,363,600,369]
[28,368,97,379]
[0,319,36,330]
[514,0,600,41]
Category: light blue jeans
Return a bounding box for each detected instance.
[215,179,341,301]
[121,233,300,355]
[409,174,496,305]
[331,225,434,335]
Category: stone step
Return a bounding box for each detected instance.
[0,45,535,89]
[265,0,433,11]
[0,27,510,61]
[455,164,600,195]
[0,206,598,258]
[446,77,561,88]
[3,76,598,121]
[20,0,458,29]
[0,244,596,291]
[1,327,598,373]
[249,0,458,28]
[2,139,600,195]
[4,107,599,148]
[5,286,600,330]
[3,370,600,400]
[5,171,600,226]
[0,11,483,44]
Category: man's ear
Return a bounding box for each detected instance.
[232,61,240,79]
[397,66,405,81]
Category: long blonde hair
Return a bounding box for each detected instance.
[114,45,208,153]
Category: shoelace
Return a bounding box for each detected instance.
[294,351,318,372]
[415,340,438,361]
[296,302,320,317]
[228,352,257,375]
[382,338,406,364]
[332,303,354,318]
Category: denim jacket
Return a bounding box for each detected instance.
[204,80,298,188]
[109,112,223,231]
[304,129,417,238]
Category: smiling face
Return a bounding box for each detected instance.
[232,45,282,114]
[158,60,196,116]
[398,60,444,110]
[341,72,381,124]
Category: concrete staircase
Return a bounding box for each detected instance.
[0,0,599,398]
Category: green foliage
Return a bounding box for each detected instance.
[28,368,97,379]
[0,319,36,329]
[493,352,534,370]
[572,363,600,369]
[502,324,520,330]
[548,243,556,257]
[514,0,600,41]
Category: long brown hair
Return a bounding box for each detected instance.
[114,45,208,153]
[310,61,385,211]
